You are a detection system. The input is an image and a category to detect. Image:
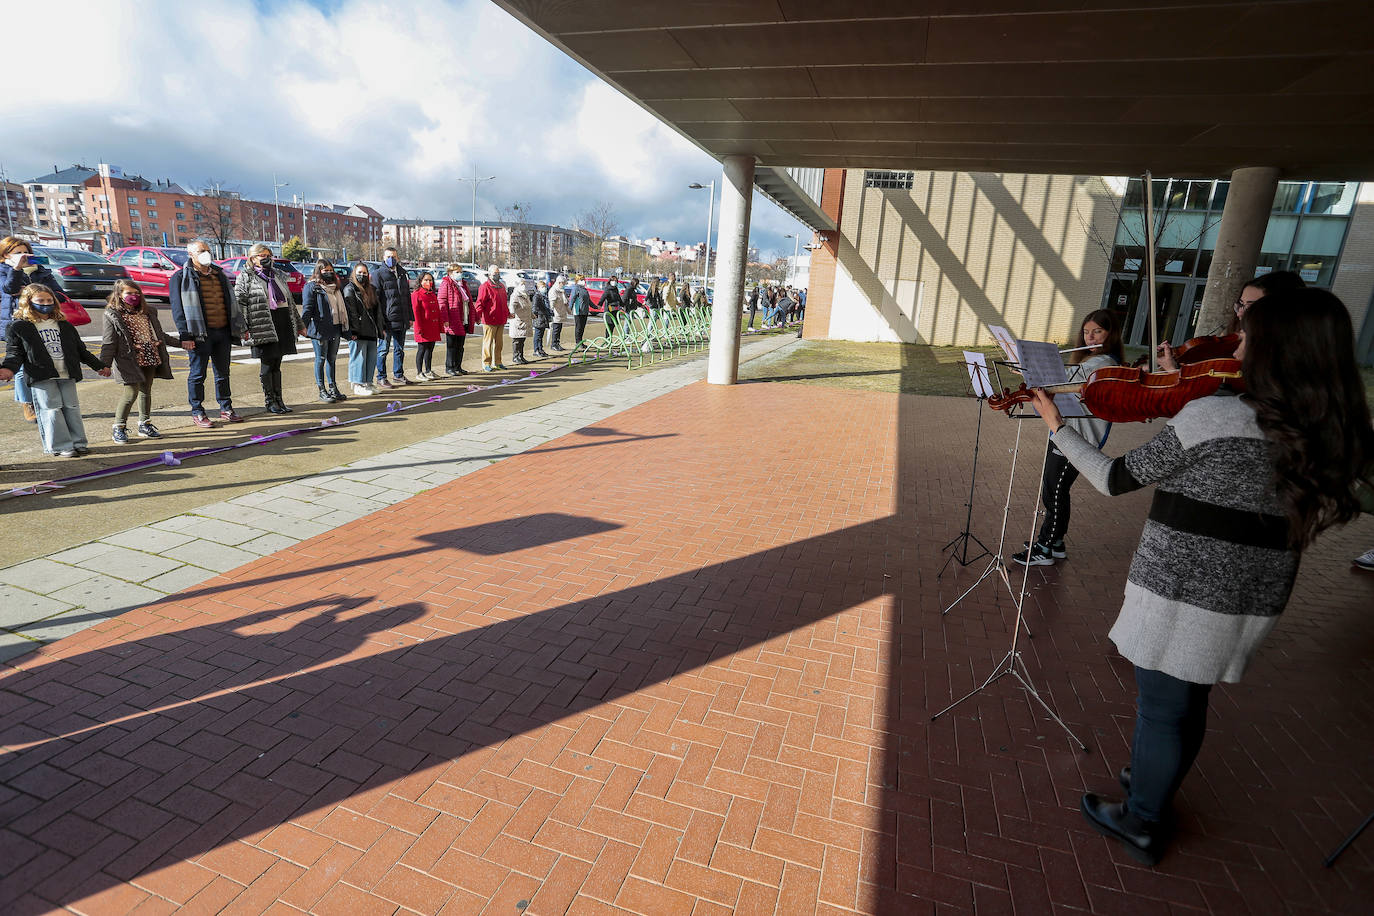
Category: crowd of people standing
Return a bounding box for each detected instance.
[3,236,802,459]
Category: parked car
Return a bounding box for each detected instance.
[582,277,609,309]
[33,247,129,300]
[215,257,306,301]
[106,246,191,300]
[290,260,315,276]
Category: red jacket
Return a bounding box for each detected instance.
[411,288,441,343]
[437,276,472,336]
[475,280,509,326]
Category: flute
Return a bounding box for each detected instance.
[1058,344,1097,354]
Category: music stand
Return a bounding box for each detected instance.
[937,353,994,576]
[933,346,1090,753]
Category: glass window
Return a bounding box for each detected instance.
[1165,180,1187,211]
[1306,182,1357,215]
[148,210,157,217]
[862,170,915,190]
[1211,181,1229,211]
[1158,211,1209,251]
[175,200,184,208]
[1261,214,1298,252]
[1294,215,1347,255]
[129,209,140,217]
[1289,254,1336,286]
[193,202,203,209]
[1272,182,1307,213]
[127,196,139,205]
[1185,180,1213,210]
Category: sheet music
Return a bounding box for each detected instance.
[1015,339,1091,418]
[987,325,1019,363]
[962,351,994,398]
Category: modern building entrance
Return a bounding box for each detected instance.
[1104,274,1209,348]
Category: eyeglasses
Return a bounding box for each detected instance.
[1233,298,1260,313]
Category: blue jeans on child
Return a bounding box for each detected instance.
[1128,666,1212,823]
[349,338,378,385]
[14,367,31,406]
[30,378,87,453]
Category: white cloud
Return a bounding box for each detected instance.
[9,0,807,259]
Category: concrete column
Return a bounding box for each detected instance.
[1195,166,1279,335]
[707,155,754,385]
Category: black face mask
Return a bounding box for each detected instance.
[322,271,335,281]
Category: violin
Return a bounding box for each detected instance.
[988,358,1244,423]
[1130,333,1240,369]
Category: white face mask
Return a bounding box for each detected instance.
[195,250,213,266]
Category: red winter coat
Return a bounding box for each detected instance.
[475,280,510,326]
[411,288,442,343]
[437,276,473,336]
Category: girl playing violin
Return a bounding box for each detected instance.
[1012,309,1124,566]
[1157,270,1305,371]
[1028,287,1374,866]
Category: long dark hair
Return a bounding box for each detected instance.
[1242,288,1374,547]
[310,259,337,285]
[1071,308,1124,365]
[1227,270,1306,334]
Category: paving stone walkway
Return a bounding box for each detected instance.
[0,336,795,665]
[0,370,1371,915]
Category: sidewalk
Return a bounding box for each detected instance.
[0,335,797,663]
[0,356,1370,915]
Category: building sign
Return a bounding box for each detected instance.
[1299,268,1320,282]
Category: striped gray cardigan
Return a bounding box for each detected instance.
[1051,391,1296,684]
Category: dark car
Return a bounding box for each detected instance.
[216,257,306,301]
[33,247,129,300]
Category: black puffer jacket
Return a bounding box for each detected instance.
[369,264,412,330]
[233,268,304,346]
[343,282,382,340]
[3,318,105,382]
[532,290,552,328]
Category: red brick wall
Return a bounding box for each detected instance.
[802,168,845,340]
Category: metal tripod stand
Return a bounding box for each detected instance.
[938,394,991,576]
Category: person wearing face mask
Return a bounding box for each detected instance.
[170,240,242,427]
[568,276,591,348]
[233,243,305,415]
[301,260,350,402]
[343,264,382,395]
[2,236,67,424]
[531,280,552,359]
[370,247,413,386]
[411,271,442,380]
[548,275,570,352]
[474,266,510,371]
[508,279,535,365]
[0,283,110,457]
[100,280,192,443]
[437,263,473,375]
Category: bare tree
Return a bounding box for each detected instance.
[205,203,244,258]
[572,202,618,276]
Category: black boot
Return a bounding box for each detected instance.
[533,329,547,358]
[550,324,564,351]
[1080,794,1167,866]
[262,374,280,413]
[329,383,347,402]
[273,369,293,413]
[512,338,527,365]
[318,386,336,403]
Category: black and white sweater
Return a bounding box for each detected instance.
[1051,391,1296,684]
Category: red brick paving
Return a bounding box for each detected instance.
[1,381,1372,914]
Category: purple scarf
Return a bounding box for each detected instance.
[256,266,285,309]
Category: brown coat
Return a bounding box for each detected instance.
[100,305,180,383]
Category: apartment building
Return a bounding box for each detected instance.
[383,219,577,267]
[23,165,97,233]
[1,181,31,234]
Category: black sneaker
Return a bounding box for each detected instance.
[1011,542,1056,566]
[1023,539,1067,560]
[111,425,129,444]
[136,421,162,439]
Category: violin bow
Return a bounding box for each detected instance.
[1142,169,1159,373]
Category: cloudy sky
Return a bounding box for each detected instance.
[5,0,807,259]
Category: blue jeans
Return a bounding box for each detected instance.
[311,336,340,388]
[377,326,408,379]
[348,338,377,385]
[1129,666,1212,823]
[30,378,87,453]
[14,366,31,405]
[186,324,234,414]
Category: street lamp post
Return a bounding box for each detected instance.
[457,169,496,265]
[688,181,715,288]
[272,173,289,247]
[783,233,800,286]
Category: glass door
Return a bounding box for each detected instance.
[1127,279,1189,347]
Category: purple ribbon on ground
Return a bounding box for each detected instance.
[3,352,606,500]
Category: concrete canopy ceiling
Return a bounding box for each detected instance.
[495,0,1374,180]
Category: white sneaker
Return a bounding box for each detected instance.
[353,384,373,397]
[1355,548,1374,571]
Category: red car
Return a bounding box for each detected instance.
[106,246,190,300]
[216,257,306,302]
[582,277,646,313]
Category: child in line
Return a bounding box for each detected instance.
[101,279,193,443]
[411,272,441,380]
[0,284,110,457]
